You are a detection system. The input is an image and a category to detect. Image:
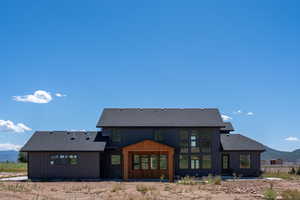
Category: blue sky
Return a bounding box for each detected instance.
[0,1,300,151]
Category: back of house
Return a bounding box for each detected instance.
[21,108,265,181]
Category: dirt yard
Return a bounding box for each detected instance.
[0,179,299,200]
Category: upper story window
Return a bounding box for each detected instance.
[111,128,121,143]
[154,129,164,142]
[190,130,200,153]
[240,154,251,168]
[179,129,189,153]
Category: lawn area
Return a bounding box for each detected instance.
[0,162,27,173]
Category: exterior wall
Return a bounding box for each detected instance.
[103,127,221,178]
[28,152,101,179]
[222,151,261,177]
[100,150,122,179]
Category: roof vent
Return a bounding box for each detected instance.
[70,137,75,140]
[226,134,230,137]
[86,137,90,140]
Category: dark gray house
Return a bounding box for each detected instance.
[21,108,265,181]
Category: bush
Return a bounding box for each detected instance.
[263,188,277,200]
[136,184,156,195]
[177,176,197,185]
[18,152,27,163]
[296,167,300,176]
[289,167,296,175]
[202,174,222,185]
[281,189,300,200]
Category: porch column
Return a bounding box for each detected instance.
[168,150,174,182]
[123,150,128,180]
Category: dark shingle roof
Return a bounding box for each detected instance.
[97,108,225,127]
[221,134,265,151]
[21,131,106,152]
[220,122,235,132]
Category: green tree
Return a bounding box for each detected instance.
[18,152,27,163]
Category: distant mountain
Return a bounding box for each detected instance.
[0,151,18,162]
[262,146,300,162]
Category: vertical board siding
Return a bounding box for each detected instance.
[28,152,100,179]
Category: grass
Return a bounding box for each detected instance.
[0,162,27,173]
[262,172,300,180]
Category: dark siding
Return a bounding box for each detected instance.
[101,150,122,179]
[103,127,221,177]
[222,151,261,176]
[28,152,100,179]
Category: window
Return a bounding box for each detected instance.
[111,128,121,143]
[202,155,211,169]
[50,154,78,165]
[154,129,164,141]
[201,140,211,153]
[180,129,189,153]
[133,155,140,169]
[111,155,121,165]
[240,154,251,168]
[150,155,158,169]
[179,155,189,169]
[191,155,200,169]
[222,155,229,169]
[160,155,167,170]
[190,130,200,153]
[141,155,149,169]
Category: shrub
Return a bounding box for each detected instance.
[289,168,296,174]
[202,174,222,185]
[281,189,300,200]
[296,167,300,176]
[263,188,277,200]
[18,152,27,163]
[136,184,156,195]
[177,176,197,185]
[111,183,123,192]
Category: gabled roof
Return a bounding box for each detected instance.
[97,108,225,127]
[21,131,106,152]
[221,134,265,151]
[220,122,235,132]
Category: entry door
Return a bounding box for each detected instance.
[222,154,230,174]
[128,152,168,179]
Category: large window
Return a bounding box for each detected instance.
[50,154,78,165]
[160,155,167,170]
[190,130,200,153]
[201,140,211,153]
[132,154,168,170]
[111,155,121,165]
[180,129,189,153]
[202,155,211,169]
[240,154,251,168]
[150,155,158,169]
[154,129,164,141]
[190,155,200,169]
[133,155,140,169]
[111,128,121,143]
[179,155,189,169]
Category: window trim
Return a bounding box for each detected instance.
[111,154,121,165]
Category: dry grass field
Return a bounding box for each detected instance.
[0,178,299,200]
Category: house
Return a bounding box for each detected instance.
[21,108,265,181]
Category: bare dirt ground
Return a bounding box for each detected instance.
[0,179,299,200]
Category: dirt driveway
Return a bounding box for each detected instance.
[0,179,299,200]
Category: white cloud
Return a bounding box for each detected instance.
[13,90,52,104]
[285,137,300,142]
[0,120,32,133]
[0,143,21,151]
[55,93,66,97]
[69,129,86,132]
[221,114,232,121]
[246,112,254,116]
[233,110,243,114]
